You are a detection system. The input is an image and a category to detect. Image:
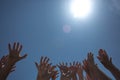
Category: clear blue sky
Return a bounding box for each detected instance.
[0,0,120,80]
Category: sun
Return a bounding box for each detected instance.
[70,0,92,18]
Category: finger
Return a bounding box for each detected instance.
[99,49,103,55]
[19,54,27,60]
[10,66,16,72]
[97,56,101,60]
[43,56,47,63]
[103,50,108,56]
[50,66,56,71]
[8,43,11,53]
[35,62,39,69]
[40,56,43,64]
[110,57,112,63]
[16,43,19,51]
[10,69,15,73]
[18,45,22,53]
[46,57,50,64]
[13,42,16,50]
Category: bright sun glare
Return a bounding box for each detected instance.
[70,0,92,18]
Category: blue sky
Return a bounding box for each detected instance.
[0,0,120,80]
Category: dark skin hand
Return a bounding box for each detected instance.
[8,42,27,64]
[35,56,58,80]
[58,62,72,80]
[98,49,120,80]
[69,62,77,80]
[75,62,84,80]
[83,53,97,80]
[0,42,27,80]
[97,49,112,69]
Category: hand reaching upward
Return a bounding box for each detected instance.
[35,56,58,80]
[8,42,27,64]
[58,62,72,80]
[97,49,112,69]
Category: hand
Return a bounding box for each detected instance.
[75,62,84,80]
[35,56,58,80]
[87,52,96,66]
[0,56,8,70]
[97,49,112,69]
[82,59,91,77]
[83,53,98,80]
[58,62,71,80]
[0,55,15,72]
[8,42,27,64]
[51,70,58,80]
[69,61,78,80]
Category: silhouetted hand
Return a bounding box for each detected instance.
[51,70,58,80]
[0,42,27,80]
[83,59,93,80]
[35,56,58,80]
[83,52,100,80]
[75,62,84,80]
[97,49,112,69]
[58,62,72,80]
[8,42,27,64]
[83,52,112,80]
[98,49,120,80]
[69,61,78,80]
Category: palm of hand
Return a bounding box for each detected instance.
[98,49,112,68]
[58,64,71,80]
[8,43,27,63]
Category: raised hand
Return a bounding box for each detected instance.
[8,42,27,64]
[84,52,112,80]
[58,62,71,80]
[83,59,93,80]
[98,49,120,80]
[0,42,27,80]
[35,56,58,80]
[51,70,58,80]
[87,52,95,66]
[69,62,78,80]
[97,49,112,69]
[83,53,99,80]
[75,62,84,80]
[0,56,8,70]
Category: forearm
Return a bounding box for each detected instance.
[95,67,112,80]
[78,74,84,80]
[107,64,120,80]
[36,74,46,80]
[72,74,77,80]
[0,61,15,80]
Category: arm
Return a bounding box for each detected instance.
[83,52,111,80]
[98,49,120,80]
[35,56,58,80]
[0,42,27,80]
